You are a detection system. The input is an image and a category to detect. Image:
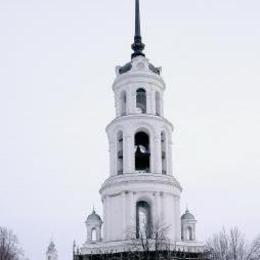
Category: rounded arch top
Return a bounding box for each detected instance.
[134,126,151,137]
[135,194,154,206]
[136,87,146,92]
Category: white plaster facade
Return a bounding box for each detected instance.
[100,174,181,242]
[107,57,172,177]
[101,56,179,243]
[78,1,206,255]
[79,56,206,254]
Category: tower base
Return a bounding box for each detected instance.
[73,240,209,260]
[73,250,210,260]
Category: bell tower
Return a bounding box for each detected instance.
[100,0,181,243]
[46,241,58,260]
[76,1,206,258]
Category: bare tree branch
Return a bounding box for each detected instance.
[246,235,260,260]
[0,226,25,260]
[207,227,260,260]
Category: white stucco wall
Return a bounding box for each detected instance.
[100,174,182,243]
[80,56,203,254]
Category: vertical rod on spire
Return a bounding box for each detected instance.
[135,0,141,37]
[131,0,145,59]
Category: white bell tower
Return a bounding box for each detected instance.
[46,241,58,260]
[78,1,206,257]
[100,0,181,243]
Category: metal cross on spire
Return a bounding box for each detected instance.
[131,0,145,59]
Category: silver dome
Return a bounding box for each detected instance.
[86,210,102,223]
[181,209,195,220]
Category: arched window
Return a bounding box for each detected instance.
[136,201,152,239]
[156,91,161,116]
[161,132,167,175]
[187,226,193,241]
[136,88,146,113]
[117,131,123,175]
[135,132,150,172]
[120,91,127,116]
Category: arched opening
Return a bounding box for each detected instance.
[161,132,167,175]
[156,91,161,116]
[136,88,146,113]
[117,131,123,175]
[187,226,193,241]
[91,228,97,242]
[135,131,150,172]
[120,91,127,116]
[136,201,152,239]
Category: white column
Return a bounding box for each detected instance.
[105,196,110,241]
[150,133,155,174]
[110,141,116,176]
[155,192,161,226]
[124,134,134,174]
[161,92,164,116]
[172,195,177,241]
[125,88,130,115]
[128,192,135,236]
[160,192,165,223]
[151,89,156,115]
[122,191,127,239]
[114,91,120,117]
[97,226,102,241]
[152,193,157,229]
[153,135,162,174]
[129,87,136,114]
[146,87,153,114]
[125,191,130,237]
[87,223,91,242]
[175,196,181,240]
[103,196,108,241]
[193,224,196,241]
[168,138,173,175]
[130,132,135,173]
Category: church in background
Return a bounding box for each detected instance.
[46,241,58,260]
[73,0,208,259]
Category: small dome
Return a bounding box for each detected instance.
[47,240,57,253]
[86,209,102,223]
[181,209,195,220]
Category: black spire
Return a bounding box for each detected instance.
[131,0,145,59]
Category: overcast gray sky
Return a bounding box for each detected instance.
[0,0,260,259]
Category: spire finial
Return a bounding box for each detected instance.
[131,0,145,59]
[135,0,141,37]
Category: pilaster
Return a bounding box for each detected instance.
[168,138,173,175]
[122,191,127,239]
[146,87,153,114]
[105,196,110,241]
[103,196,107,241]
[124,134,134,174]
[109,141,116,176]
[153,134,162,174]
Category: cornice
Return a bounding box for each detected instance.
[106,114,174,133]
[112,71,166,91]
[99,173,182,194]
[79,239,207,255]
